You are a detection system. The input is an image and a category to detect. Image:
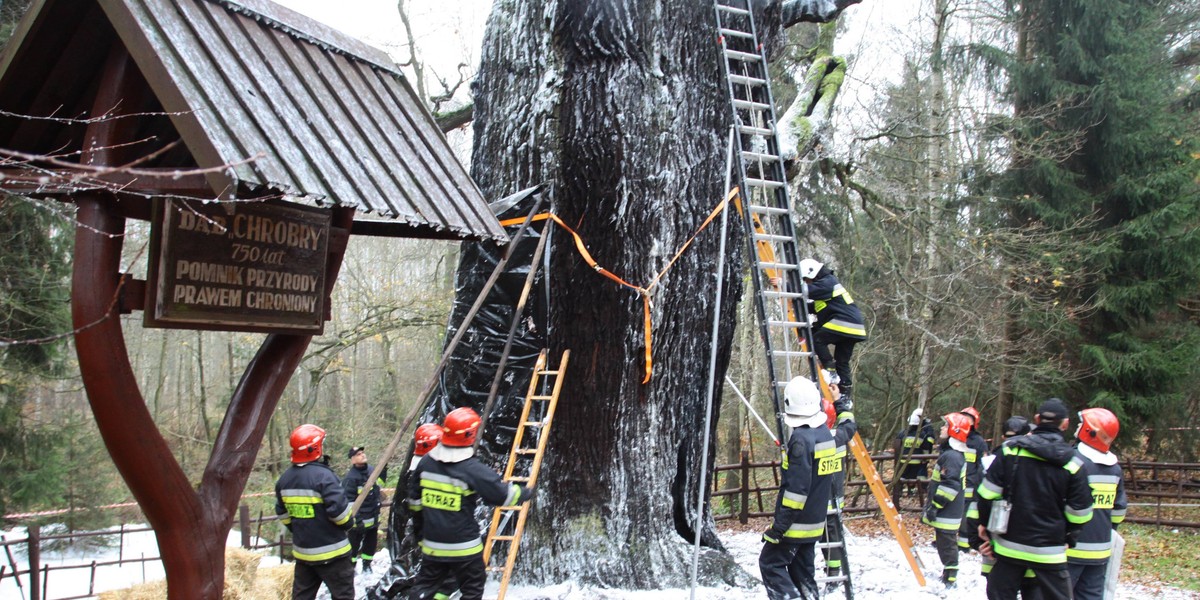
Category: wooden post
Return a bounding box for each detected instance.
[239,505,251,549]
[28,524,40,600]
[739,451,750,525]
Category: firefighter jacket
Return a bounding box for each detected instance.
[963,431,989,502]
[977,425,1093,567]
[895,423,936,478]
[771,423,836,541]
[342,463,385,528]
[1067,444,1127,565]
[275,460,354,563]
[923,440,966,531]
[829,412,858,503]
[407,450,528,562]
[804,268,867,340]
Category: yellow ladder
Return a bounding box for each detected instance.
[848,429,927,586]
[483,349,570,600]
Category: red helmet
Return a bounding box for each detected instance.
[1077,408,1119,453]
[960,407,981,426]
[290,424,326,463]
[442,407,481,447]
[822,399,836,429]
[943,413,972,443]
[414,423,443,456]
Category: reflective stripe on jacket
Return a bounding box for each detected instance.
[275,461,353,563]
[408,453,527,561]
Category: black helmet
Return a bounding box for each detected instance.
[1003,416,1031,438]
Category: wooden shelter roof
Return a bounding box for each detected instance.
[0,0,505,242]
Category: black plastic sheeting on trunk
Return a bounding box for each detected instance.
[369,189,549,599]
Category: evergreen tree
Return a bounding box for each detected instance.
[1001,0,1200,455]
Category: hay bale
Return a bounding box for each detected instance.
[99,548,288,600]
[251,563,295,600]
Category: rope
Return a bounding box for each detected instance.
[497,187,740,383]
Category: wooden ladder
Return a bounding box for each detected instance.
[482,349,570,600]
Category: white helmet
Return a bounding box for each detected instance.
[783,377,825,428]
[799,259,823,280]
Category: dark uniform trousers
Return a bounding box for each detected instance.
[759,540,818,600]
[1068,562,1107,600]
[348,523,379,566]
[409,555,488,600]
[987,558,1071,600]
[293,555,355,600]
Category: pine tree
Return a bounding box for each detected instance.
[1001,0,1200,452]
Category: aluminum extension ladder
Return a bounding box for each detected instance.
[713,0,924,594]
[482,349,570,600]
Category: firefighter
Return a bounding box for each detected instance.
[799,258,867,404]
[820,382,857,591]
[275,424,355,600]
[971,414,1037,593]
[1068,408,1127,600]
[343,445,387,573]
[977,398,1094,600]
[922,413,970,588]
[759,376,836,600]
[892,408,935,509]
[958,406,990,552]
[407,408,532,600]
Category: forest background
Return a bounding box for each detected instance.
[1,0,1199,530]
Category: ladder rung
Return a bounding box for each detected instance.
[509,476,531,483]
[737,124,774,136]
[757,261,797,270]
[733,99,772,112]
[515,448,539,455]
[521,420,544,427]
[529,395,554,400]
[718,27,755,40]
[816,541,845,549]
[752,232,790,242]
[741,150,780,163]
[766,320,805,328]
[762,290,804,299]
[724,49,761,62]
[537,369,560,376]
[771,349,813,358]
[489,535,516,543]
[494,505,523,512]
[717,4,750,16]
[814,574,850,583]
[745,177,785,189]
[729,74,767,86]
[747,204,788,216]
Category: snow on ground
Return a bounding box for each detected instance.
[4,522,1197,599]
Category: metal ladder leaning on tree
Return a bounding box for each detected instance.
[712,0,926,594]
[482,349,570,600]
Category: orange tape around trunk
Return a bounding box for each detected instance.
[497,187,740,383]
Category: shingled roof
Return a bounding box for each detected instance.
[0,0,505,242]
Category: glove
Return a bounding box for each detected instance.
[1065,527,1080,548]
[762,525,787,544]
[923,504,937,523]
[834,398,853,415]
[909,408,923,426]
[523,485,537,505]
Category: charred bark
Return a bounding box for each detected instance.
[470,0,745,588]
[464,0,855,589]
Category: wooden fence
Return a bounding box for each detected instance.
[710,451,1200,528]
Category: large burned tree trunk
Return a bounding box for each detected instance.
[468,0,857,588]
[471,0,741,587]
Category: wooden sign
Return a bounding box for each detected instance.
[145,199,331,333]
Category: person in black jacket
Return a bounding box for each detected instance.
[276,424,355,600]
[958,406,990,553]
[892,409,935,509]
[343,446,387,573]
[407,408,531,600]
[1068,408,1127,600]
[760,376,836,600]
[923,413,970,588]
[977,398,1094,600]
[799,259,867,404]
[819,383,857,591]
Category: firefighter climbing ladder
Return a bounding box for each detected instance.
[483,349,570,600]
[713,0,926,593]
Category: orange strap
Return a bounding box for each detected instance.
[496,188,739,383]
